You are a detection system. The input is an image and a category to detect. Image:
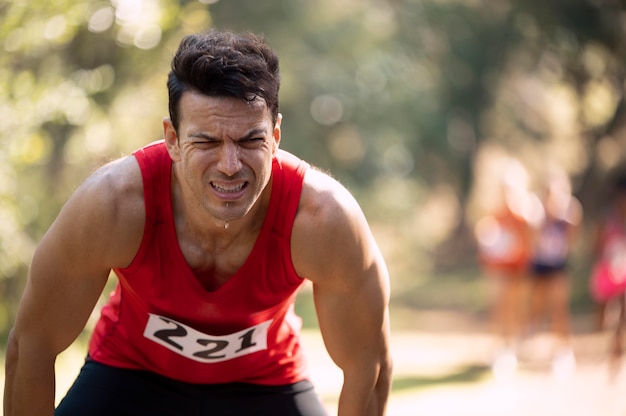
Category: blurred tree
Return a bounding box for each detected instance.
[210,0,626,293]
[0,0,213,342]
[2,0,626,339]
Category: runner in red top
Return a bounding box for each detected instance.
[88,142,311,385]
[4,30,392,416]
[474,162,534,379]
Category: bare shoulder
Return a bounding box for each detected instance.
[82,155,144,215]
[291,167,379,286]
[48,154,145,269]
[297,168,363,224]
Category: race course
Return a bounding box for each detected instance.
[306,310,626,416]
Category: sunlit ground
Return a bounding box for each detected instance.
[1,312,625,416]
[304,318,626,416]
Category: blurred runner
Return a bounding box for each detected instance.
[527,167,582,380]
[474,160,534,379]
[590,169,626,375]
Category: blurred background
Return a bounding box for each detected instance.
[2,0,626,414]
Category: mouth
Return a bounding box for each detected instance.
[210,181,248,194]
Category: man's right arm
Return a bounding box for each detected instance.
[3,156,144,416]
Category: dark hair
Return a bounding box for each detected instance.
[167,30,280,131]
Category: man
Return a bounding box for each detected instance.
[4,30,392,416]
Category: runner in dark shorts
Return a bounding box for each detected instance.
[527,169,581,378]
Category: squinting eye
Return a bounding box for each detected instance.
[240,138,264,147]
[191,139,217,147]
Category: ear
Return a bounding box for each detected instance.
[163,117,181,162]
[272,113,282,154]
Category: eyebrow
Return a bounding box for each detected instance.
[188,128,267,141]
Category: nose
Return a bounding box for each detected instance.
[217,141,242,177]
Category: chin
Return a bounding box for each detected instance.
[217,208,248,222]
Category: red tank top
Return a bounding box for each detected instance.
[88,141,310,385]
[477,209,531,273]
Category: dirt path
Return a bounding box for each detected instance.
[303,311,626,416]
[383,331,624,416]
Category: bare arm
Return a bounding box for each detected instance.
[4,156,144,416]
[293,169,392,416]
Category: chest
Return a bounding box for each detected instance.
[177,233,258,291]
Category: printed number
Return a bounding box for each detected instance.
[236,328,257,353]
[192,339,229,360]
[143,314,272,363]
[153,318,187,351]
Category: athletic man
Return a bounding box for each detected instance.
[4,30,392,415]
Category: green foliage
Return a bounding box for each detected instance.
[0,0,209,342]
[1,0,626,342]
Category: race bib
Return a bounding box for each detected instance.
[143,313,272,363]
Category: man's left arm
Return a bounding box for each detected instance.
[313,247,392,416]
[293,171,393,415]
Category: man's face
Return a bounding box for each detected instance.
[164,91,281,224]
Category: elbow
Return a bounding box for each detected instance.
[383,352,393,380]
[370,353,393,416]
[5,328,19,375]
[6,327,17,359]
[379,351,393,391]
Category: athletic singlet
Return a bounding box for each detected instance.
[590,210,626,301]
[88,141,310,385]
[477,209,531,273]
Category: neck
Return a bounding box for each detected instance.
[170,175,272,244]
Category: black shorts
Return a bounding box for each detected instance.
[55,359,328,416]
[531,262,567,278]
